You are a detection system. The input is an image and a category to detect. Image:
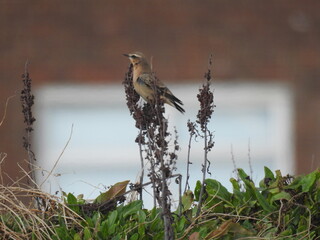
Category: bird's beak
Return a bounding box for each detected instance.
[123,54,130,57]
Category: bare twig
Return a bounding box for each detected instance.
[0,153,7,184]
[146,127,158,208]
[40,124,74,188]
[248,138,253,179]
[184,120,196,193]
[0,94,16,127]
[137,127,144,201]
[231,144,240,182]
[149,75,174,240]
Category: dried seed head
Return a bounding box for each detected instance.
[196,54,215,131]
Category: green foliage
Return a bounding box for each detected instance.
[63,168,320,239]
[1,168,319,239]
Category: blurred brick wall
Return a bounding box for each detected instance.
[0,1,319,183]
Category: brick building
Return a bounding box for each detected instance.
[0,1,319,187]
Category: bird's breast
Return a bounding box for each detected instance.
[133,78,154,103]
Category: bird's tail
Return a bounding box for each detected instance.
[164,93,185,113]
[172,101,185,113]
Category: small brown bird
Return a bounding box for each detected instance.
[123,52,185,113]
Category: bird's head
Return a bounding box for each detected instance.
[123,52,146,65]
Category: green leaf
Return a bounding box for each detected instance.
[297,216,308,232]
[67,193,80,213]
[67,193,78,205]
[260,167,276,188]
[230,178,246,207]
[31,232,37,240]
[288,169,320,192]
[122,200,142,219]
[73,233,81,240]
[100,221,108,239]
[194,180,202,201]
[108,210,118,227]
[87,217,96,228]
[264,167,275,180]
[130,233,139,240]
[176,217,186,232]
[230,178,240,191]
[205,179,231,202]
[279,229,293,237]
[180,190,194,212]
[137,209,146,223]
[150,207,161,220]
[269,187,280,194]
[55,226,73,240]
[150,214,162,232]
[83,227,92,240]
[238,168,276,213]
[271,191,291,202]
[108,224,116,235]
[153,231,164,240]
[300,170,319,192]
[138,223,145,237]
[92,212,101,225]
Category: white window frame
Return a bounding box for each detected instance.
[34,82,294,198]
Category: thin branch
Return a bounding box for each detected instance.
[231,144,240,182]
[146,128,158,208]
[0,94,16,127]
[40,124,74,188]
[248,138,253,179]
[138,126,144,201]
[196,124,208,217]
[184,120,195,193]
[0,153,7,185]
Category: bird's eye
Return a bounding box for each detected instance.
[131,55,137,59]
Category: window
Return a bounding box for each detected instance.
[34,82,294,205]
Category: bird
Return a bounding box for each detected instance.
[123,52,185,113]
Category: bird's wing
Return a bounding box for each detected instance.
[136,73,154,88]
[137,73,184,112]
[138,73,172,94]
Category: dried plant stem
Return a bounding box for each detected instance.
[21,60,37,189]
[160,154,174,240]
[231,144,240,182]
[175,174,182,216]
[184,135,192,193]
[0,153,7,184]
[138,126,144,201]
[154,81,174,240]
[195,54,215,217]
[0,94,16,127]
[146,130,158,208]
[40,124,74,188]
[248,138,253,179]
[161,173,173,240]
[197,127,208,217]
